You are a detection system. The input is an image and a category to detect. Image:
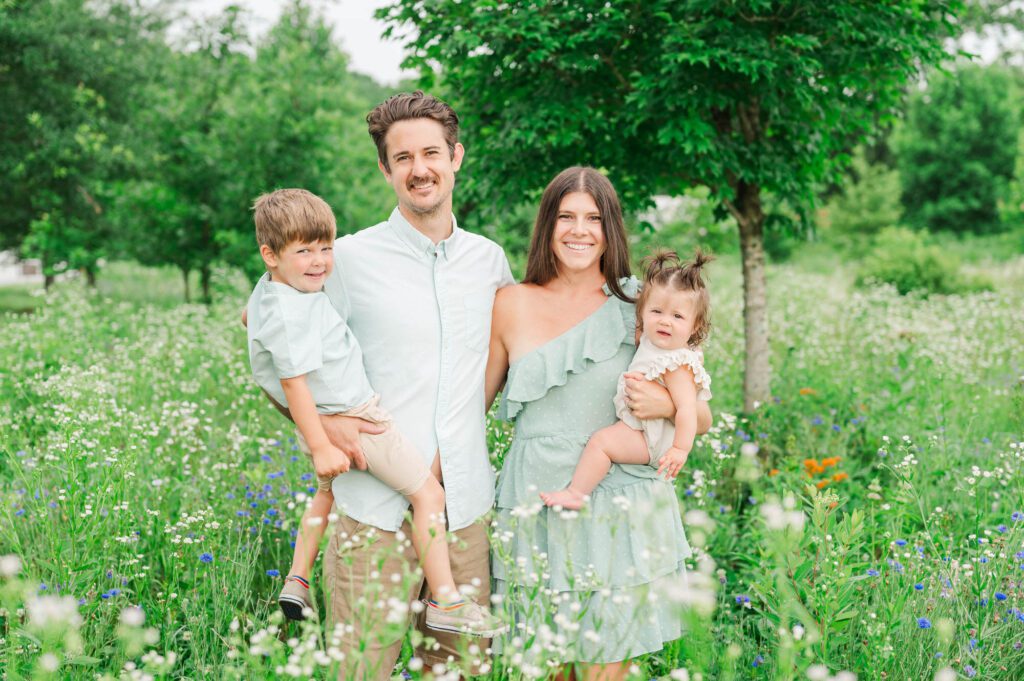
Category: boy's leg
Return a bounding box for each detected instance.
[322,514,423,681]
[288,488,333,580]
[541,421,649,509]
[412,516,492,675]
[405,477,459,601]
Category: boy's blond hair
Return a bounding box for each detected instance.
[253,189,336,253]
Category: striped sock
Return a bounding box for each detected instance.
[288,575,310,589]
[428,598,466,611]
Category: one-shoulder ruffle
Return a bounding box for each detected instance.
[499,277,640,422]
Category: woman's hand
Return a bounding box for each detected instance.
[622,372,675,420]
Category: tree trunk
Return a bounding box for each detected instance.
[182,267,191,303]
[731,181,771,412]
[200,264,211,304]
[84,267,96,287]
[44,273,54,290]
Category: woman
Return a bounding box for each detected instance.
[484,167,712,680]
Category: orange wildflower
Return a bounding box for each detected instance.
[768,468,780,477]
[799,387,816,396]
[816,480,830,489]
[832,472,849,482]
[821,456,842,468]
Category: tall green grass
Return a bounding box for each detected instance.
[0,253,1022,679]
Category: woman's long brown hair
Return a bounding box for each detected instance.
[522,167,633,302]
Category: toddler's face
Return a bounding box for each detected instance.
[270,239,334,293]
[641,285,697,350]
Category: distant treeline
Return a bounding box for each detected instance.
[1,0,399,301]
[3,0,1024,306]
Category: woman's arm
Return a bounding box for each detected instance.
[280,374,353,478]
[484,287,513,410]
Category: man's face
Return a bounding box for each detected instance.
[379,118,464,218]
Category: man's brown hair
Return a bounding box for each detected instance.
[523,166,634,302]
[366,91,459,171]
[252,188,336,254]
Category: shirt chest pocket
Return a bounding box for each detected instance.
[462,291,493,353]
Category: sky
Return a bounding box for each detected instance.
[181,0,415,85]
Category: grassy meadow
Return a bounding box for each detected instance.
[1,246,1023,680]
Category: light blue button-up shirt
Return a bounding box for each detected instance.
[322,208,514,531]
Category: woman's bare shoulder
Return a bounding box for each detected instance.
[495,282,545,310]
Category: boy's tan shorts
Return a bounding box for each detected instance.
[296,394,431,497]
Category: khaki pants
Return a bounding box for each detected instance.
[322,513,491,680]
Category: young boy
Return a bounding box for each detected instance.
[245,188,502,636]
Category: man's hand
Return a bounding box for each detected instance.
[623,372,675,420]
[320,414,386,472]
[310,443,352,479]
[657,446,690,480]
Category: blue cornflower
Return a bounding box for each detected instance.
[199,553,213,564]
[266,508,278,517]
[261,454,272,462]
[812,416,824,426]
[998,525,1008,533]
[977,538,986,545]
[300,473,313,482]
[735,594,751,605]
[969,638,978,650]
[15,509,24,517]
[978,598,989,607]
[832,424,841,432]
[1012,511,1024,522]
[101,592,111,600]
[980,557,989,564]
[895,539,908,547]
[266,569,280,577]
[748,496,758,505]
[996,592,1008,601]
[685,489,694,497]
[965,665,976,678]
[866,569,880,576]
[934,652,943,659]
[752,655,764,668]
[917,617,931,629]
[236,510,250,517]
[109,588,120,597]
[914,583,924,591]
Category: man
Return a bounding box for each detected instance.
[315,91,513,679]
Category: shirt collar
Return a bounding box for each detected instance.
[387,206,462,261]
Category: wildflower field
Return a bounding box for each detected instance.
[1,249,1023,680]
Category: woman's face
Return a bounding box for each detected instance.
[550,191,606,276]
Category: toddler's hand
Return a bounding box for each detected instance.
[657,446,689,480]
[311,444,351,479]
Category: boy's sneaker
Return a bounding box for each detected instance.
[424,599,505,637]
[278,576,314,621]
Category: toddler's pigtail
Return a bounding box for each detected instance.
[681,248,714,290]
[641,248,680,283]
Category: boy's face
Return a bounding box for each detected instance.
[379,118,464,218]
[260,240,334,293]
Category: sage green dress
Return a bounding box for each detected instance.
[493,279,692,664]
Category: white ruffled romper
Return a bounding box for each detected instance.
[612,335,713,465]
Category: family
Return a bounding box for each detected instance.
[245,91,714,680]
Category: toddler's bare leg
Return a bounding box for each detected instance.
[541,421,650,510]
[288,488,334,580]
[406,477,459,602]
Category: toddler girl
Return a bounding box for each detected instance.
[541,249,713,510]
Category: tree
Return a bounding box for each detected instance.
[895,65,1020,234]
[380,0,960,410]
[0,0,163,284]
